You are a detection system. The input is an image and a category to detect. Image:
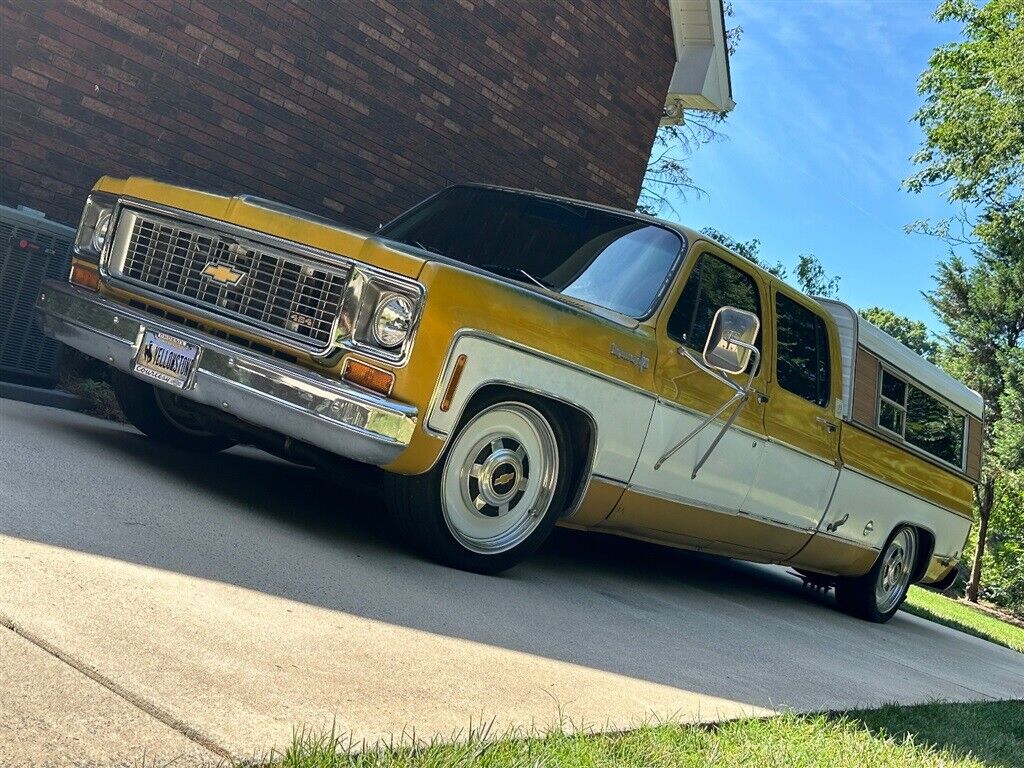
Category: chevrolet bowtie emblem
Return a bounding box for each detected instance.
[201,261,247,287]
[494,472,516,486]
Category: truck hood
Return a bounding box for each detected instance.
[375,235,641,328]
[93,177,638,327]
[93,176,427,280]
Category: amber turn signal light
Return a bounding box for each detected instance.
[69,262,100,291]
[439,354,467,412]
[342,358,395,396]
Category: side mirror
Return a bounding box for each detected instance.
[703,306,760,375]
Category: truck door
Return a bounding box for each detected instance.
[611,247,769,544]
[742,287,841,542]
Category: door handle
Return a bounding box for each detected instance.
[755,391,769,404]
[815,416,838,433]
[826,513,849,533]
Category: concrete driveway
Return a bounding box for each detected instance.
[2,398,1022,765]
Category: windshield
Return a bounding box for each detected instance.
[378,186,684,318]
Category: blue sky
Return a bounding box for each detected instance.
[667,0,966,330]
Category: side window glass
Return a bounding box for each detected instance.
[668,253,762,351]
[878,370,907,435]
[906,385,965,467]
[877,366,966,468]
[776,293,831,407]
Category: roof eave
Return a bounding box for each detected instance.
[662,0,735,125]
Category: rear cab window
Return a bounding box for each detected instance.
[775,291,832,408]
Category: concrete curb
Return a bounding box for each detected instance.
[0,381,87,412]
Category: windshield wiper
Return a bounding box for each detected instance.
[517,269,548,290]
[410,240,444,256]
[480,263,554,289]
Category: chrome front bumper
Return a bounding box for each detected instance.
[35,280,417,466]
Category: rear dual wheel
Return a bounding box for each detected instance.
[385,395,572,574]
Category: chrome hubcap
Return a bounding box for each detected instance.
[469,439,528,517]
[876,528,917,613]
[441,403,558,554]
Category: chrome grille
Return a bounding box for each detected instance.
[112,210,349,351]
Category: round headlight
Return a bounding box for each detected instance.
[91,208,112,253]
[372,294,414,349]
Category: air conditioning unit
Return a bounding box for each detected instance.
[0,204,75,386]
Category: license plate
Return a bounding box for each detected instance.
[133,330,200,389]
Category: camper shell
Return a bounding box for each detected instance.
[819,299,984,482]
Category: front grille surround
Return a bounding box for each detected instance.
[106,207,351,354]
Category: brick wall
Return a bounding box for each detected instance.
[0,0,673,231]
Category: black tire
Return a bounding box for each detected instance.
[384,392,574,574]
[111,370,236,453]
[836,525,919,623]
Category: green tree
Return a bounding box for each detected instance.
[700,228,778,272]
[700,227,841,298]
[907,0,1024,605]
[793,254,842,299]
[926,236,1024,603]
[904,0,1024,244]
[859,307,941,362]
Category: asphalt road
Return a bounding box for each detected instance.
[2,397,1022,765]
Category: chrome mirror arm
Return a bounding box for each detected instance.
[655,341,761,476]
[654,388,746,470]
[677,344,743,395]
[732,340,761,393]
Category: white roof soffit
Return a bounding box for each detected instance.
[663,0,735,125]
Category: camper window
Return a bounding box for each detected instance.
[879,370,907,436]
[906,386,966,468]
[876,366,967,470]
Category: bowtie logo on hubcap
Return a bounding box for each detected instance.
[491,467,517,494]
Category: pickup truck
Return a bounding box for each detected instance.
[36,177,984,623]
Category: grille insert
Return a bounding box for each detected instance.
[113,211,349,351]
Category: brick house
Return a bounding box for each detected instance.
[0,0,732,231]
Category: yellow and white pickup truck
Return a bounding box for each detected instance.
[37,177,983,622]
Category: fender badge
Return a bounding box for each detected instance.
[611,343,649,371]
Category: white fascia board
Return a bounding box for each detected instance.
[663,0,734,123]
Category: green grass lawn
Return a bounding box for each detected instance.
[903,586,1024,654]
[256,586,1024,768]
[266,701,1023,768]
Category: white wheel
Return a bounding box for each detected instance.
[875,526,917,614]
[384,394,573,574]
[836,524,919,622]
[440,402,559,554]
